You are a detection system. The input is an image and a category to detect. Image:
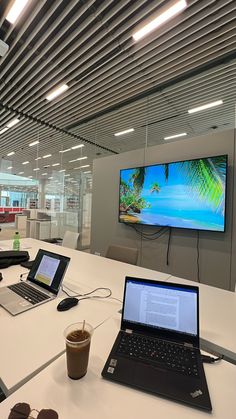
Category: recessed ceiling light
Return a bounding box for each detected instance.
[7,151,15,156]
[46,84,69,101]
[7,166,12,169]
[22,161,29,165]
[0,127,9,134]
[114,128,134,137]
[33,168,40,171]
[164,133,187,140]
[188,100,223,114]
[6,0,30,24]
[74,165,90,170]
[35,157,41,160]
[6,118,20,128]
[29,140,39,146]
[43,154,52,159]
[52,163,60,166]
[71,144,84,150]
[133,0,187,41]
[59,148,71,153]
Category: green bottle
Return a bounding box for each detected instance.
[13,231,20,251]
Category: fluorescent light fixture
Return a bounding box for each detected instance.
[22,161,29,165]
[7,151,15,156]
[69,157,87,163]
[42,173,48,175]
[6,118,20,128]
[59,148,71,153]
[164,132,187,140]
[84,171,91,174]
[28,176,33,178]
[29,140,39,147]
[33,168,40,171]
[18,172,24,175]
[6,0,29,24]
[7,166,12,169]
[43,154,52,159]
[71,144,84,150]
[74,165,90,170]
[133,0,187,41]
[188,100,223,114]
[59,169,66,172]
[64,174,70,177]
[46,84,69,101]
[52,163,60,166]
[48,177,53,179]
[43,165,50,168]
[114,128,134,136]
[35,157,41,160]
[0,127,9,134]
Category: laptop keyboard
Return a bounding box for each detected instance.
[117,332,199,377]
[8,282,50,305]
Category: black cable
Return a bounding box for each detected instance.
[62,285,112,299]
[196,230,200,283]
[201,354,223,363]
[166,227,172,265]
[130,225,169,240]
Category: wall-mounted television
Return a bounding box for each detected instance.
[119,154,227,232]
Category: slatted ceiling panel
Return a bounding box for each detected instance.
[0,1,235,181]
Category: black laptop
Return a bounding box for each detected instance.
[102,276,212,411]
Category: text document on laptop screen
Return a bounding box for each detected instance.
[123,280,198,336]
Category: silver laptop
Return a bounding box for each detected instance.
[0,249,70,315]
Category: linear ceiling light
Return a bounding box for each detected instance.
[164,133,187,140]
[74,165,90,170]
[59,148,71,153]
[114,128,134,136]
[69,156,87,163]
[0,127,9,134]
[33,168,40,171]
[29,140,39,146]
[6,118,20,128]
[7,166,12,169]
[71,144,84,150]
[133,0,187,41]
[35,157,41,160]
[18,172,24,175]
[42,173,47,176]
[59,169,66,172]
[188,100,223,114]
[43,154,52,159]
[7,151,15,156]
[6,0,29,24]
[46,84,69,101]
[64,174,70,177]
[52,163,60,166]
[22,161,29,165]
[84,171,91,174]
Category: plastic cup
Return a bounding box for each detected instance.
[64,322,93,379]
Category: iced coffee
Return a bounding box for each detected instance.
[64,322,93,379]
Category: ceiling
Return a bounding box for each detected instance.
[0,0,235,181]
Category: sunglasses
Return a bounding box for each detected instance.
[8,403,58,419]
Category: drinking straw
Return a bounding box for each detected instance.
[82,320,85,333]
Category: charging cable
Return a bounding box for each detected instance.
[201,354,223,364]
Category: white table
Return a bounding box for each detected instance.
[167,276,236,363]
[0,315,235,419]
[0,239,170,395]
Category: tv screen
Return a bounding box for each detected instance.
[119,154,227,232]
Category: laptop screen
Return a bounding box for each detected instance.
[123,278,198,337]
[28,249,70,295]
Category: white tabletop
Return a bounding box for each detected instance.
[0,315,235,419]
[167,276,236,362]
[0,239,170,395]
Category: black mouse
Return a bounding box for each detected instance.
[57,297,79,311]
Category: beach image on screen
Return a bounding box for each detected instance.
[119,155,227,231]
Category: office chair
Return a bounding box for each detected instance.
[62,231,80,250]
[105,244,139,265]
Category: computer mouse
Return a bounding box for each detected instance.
[57,297,79,311]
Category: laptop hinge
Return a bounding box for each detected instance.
[184,342,194,348]
[125,329,133,334]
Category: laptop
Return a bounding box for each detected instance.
[0,249,70,316]
[102,276,212,411]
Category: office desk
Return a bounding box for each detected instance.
[0,315,235,419]
[0,239,170,395]
[168,276,236,363]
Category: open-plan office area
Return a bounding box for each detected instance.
[0,1,236,418]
